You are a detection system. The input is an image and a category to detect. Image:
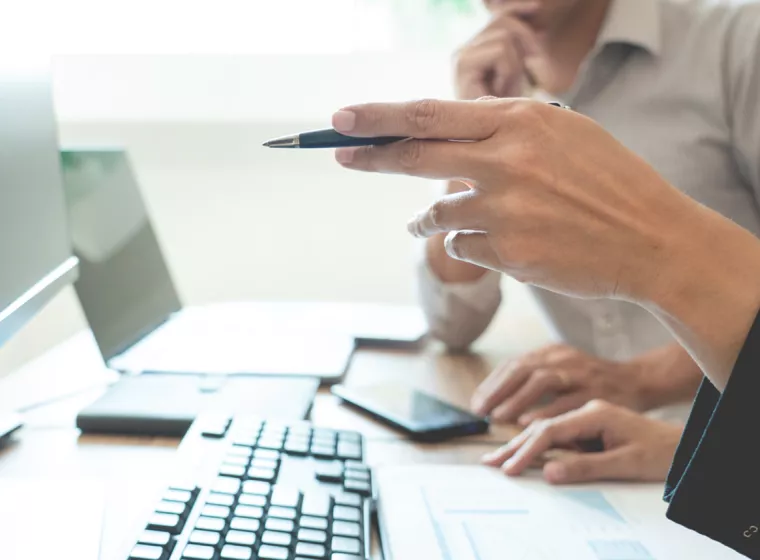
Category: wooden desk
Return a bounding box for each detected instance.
[0,338,517,559]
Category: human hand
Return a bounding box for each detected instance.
[471,344,651,425]
[454,3,544,100]
[482,400,682,484]
[332,98,709,306]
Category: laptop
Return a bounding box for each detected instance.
[59,148,355,382]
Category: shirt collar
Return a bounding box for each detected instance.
[596,0,662,56]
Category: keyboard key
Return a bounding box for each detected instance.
[147,513,182,534]
[225,530,257,546]
[343,479,371,496]
[234,505,264,519]
[138,530,172,547]
[202,505,231,519]
[232,435,258,448]
[301,494,331,518]
[288,422,312,435]
[229,517,261,533]
[333,493,362,508]
[182,544,215,559]
[314,462,344,483]
[169,482,198,495]
[336,442,362,461]
[253,449,282,461]
[238,493,267,507]
[248,467,277,482]
[195,517,226,532]
[330,555,363,560]
[265,518,295,533]
[129,544,165,560]
[224,454,251,467]
[220,544,253,560]
[268,506,297,520]
[310,445,336,459]
[189,530,221,547]
[257,438,284,451]
[338,431,361,443]
[212,477,241,495]
[313,428,337,440]
[156,501,186,516]
[331,537,362,555]
[295,542,327,558]
[262,531,292,547]
[270,486,301,508]
[284,439,310,455]
[342,461,364,471]
[219,464,247,478]
[299,516,328,531]
[229,445,254,457]
[259,545,290,560]
[332,521,361,538]
[343,469,369,482]
[332,506,361,523]
[250,458,279,471]
[311,434,336,447]
[164,489,193,503]
[242,480,271,496]
[298,529,327,544]
[206,493,236,507]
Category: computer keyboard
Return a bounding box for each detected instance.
[126,416,373,560]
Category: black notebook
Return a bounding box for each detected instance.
[76,374,318,437]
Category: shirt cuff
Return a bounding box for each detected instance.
[417,258,502,315]
[664,309,760,558]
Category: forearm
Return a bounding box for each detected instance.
[642,204,760,391]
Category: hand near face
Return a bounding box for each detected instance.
[454,3,545,100]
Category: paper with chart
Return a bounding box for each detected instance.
[376,466,744,560]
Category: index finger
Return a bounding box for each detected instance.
[332,98,503,140]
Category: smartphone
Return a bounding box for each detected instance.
[331,383,489,442]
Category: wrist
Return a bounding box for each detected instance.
[643,205,760,389]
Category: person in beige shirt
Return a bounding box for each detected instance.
[419,0,760,440]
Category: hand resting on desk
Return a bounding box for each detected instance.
[471,343,703,425]
[481,400,681,484]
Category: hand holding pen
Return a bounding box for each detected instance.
[279,97,690,312]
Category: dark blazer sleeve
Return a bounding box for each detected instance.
[664,311,760,558]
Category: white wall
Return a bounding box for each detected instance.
[0,48,553,377]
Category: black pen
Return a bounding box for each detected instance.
[263,129,406,149]
[263,102,570,149]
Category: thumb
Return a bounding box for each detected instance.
[543,448,632,484]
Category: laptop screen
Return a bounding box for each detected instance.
[59,149,182,362]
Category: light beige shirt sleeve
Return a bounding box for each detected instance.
[416,257,502,351]
[727,4,760,196]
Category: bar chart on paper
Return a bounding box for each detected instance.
[376,466,745,560]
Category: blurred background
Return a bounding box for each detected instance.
[0,0,551,377]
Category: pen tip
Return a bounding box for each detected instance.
[262,140,273,148]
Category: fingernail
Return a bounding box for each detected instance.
[443,232,459,259]
[335,147,357,165]
[518,415,532,426]
[332,110,356,132]
[544,462,567,483]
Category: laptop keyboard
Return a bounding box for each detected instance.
[127,419,373,560]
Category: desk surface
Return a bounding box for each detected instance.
[0,337,518,560]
